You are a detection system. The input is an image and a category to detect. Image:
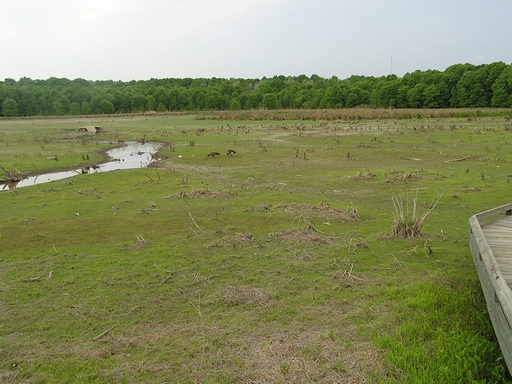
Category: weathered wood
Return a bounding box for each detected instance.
[470,207,512,374]
[444,154,483,163]
[475,203,512,222]
[482,215,512,290]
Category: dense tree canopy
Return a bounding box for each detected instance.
[1,62,511,117]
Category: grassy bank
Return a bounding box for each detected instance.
[1,112,511,382]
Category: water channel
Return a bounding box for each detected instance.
[0,141,162,191]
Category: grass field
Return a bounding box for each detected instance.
[1,111,512,383]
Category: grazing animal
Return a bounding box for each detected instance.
[206,152,220,159]
[226,149,236,156]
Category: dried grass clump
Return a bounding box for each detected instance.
[174,189,229,198]
[394,172,421,182]
[223,285,269,306]
[132,234,149,250]
[353,170,377,180]
[226,232,254,246]
[282,203,360,221]
[271,224,326,244]
[392,193,440,239]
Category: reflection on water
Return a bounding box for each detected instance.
[1,141,162,191]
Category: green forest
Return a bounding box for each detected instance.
[1,62,512,117]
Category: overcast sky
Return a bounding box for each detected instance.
[1,0,511,81]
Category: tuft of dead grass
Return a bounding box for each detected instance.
[392,193,440,240]
[352,170,377,180]
[223,285,269,306]
[206,232,255,249]
[270,224,328,244]
[171,189,230,198]
[281,203,360,221]
[226,232,254,245]
[132,234,149,250]
[394,172,421,182]
[385,171,421,183]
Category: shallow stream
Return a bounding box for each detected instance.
[0,141,162,191]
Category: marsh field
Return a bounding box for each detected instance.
[1,110,512,383]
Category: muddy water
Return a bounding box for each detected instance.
[0,141,162,191]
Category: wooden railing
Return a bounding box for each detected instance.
[469,203,512,373]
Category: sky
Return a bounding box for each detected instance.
[1,0,511,81]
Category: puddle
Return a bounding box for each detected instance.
[1,141,162,191]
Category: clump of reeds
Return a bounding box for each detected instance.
[392,193,440,239]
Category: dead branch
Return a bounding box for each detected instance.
[188,212,201,231]
[333,263,366,286]
[160,271,174,285]
[22,275,41,282]
[92,325,116,341]
[444,155,483,163]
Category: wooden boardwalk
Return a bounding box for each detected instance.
[470,203,512,374]
[482,216,512,288]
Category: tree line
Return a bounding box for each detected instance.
[1,62,511,117]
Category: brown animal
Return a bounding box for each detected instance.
[226,149,236,156]
[206,152,220,159]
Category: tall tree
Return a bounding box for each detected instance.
[1,98,18,117]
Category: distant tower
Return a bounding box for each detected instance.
[390,56,393,75]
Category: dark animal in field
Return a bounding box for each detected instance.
[226,149,236,156]
[81,166,90,174]
[206,152,221,159]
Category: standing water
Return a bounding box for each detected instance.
[0,141,162,190]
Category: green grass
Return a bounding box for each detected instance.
[1,113,511,383]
